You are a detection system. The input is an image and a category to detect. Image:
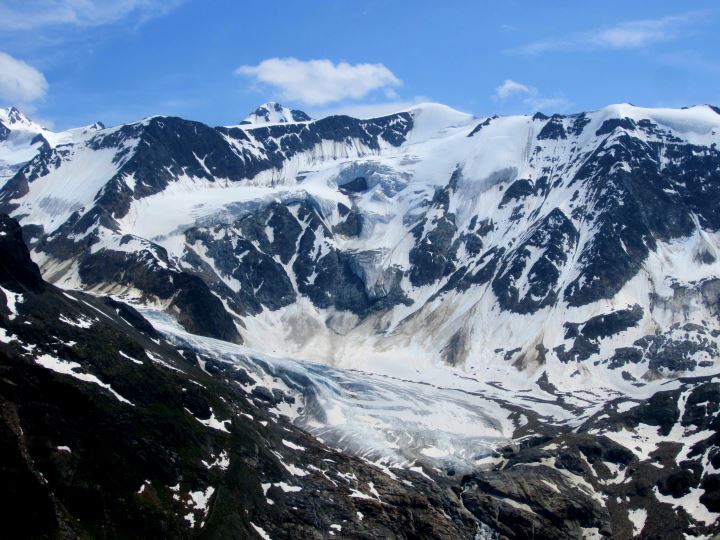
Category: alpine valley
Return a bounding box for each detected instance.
[1,100,720,539]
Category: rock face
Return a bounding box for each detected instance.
[461,381,720,539]
[0,213,45,292]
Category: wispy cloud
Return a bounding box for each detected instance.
[493,79,570,113]
[235,58,401,106]
[508,10,711,55]
[0,0,184,30]
[494,80,531,99]
[0,52,48,104]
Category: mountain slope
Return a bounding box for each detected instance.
[1,103,717,395]
[0,212,480,538]
[3,209,720,538]
[1,98,720,537]
[0,107,103,184]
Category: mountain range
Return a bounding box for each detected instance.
[1,101,719,539]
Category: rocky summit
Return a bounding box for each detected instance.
[1,101,720,539]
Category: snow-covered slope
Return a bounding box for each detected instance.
[0,106,104,184]
[1,102,719,396]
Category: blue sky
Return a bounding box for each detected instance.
[1,0,718,130]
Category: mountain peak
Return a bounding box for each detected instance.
[0,107,47,133]
[242,102,311,125]
[0,106,33,127]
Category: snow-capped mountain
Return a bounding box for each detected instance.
[1,101,720,537]
[0,107,51,182]
[0,106,104,183]
[241,101,312,125]
[2,102,718,390]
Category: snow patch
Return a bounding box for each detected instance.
[35,353,134,405]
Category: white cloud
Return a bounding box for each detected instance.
[492,79,569,113]
[0,0,183,30]
[508,10,710,55]
[0,52,48,103]
[588,14,694,49]
[494,80,531,99]
[235,57,401,106]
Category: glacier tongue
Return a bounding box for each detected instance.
[147,309,525,470]
[143,308,674,473]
